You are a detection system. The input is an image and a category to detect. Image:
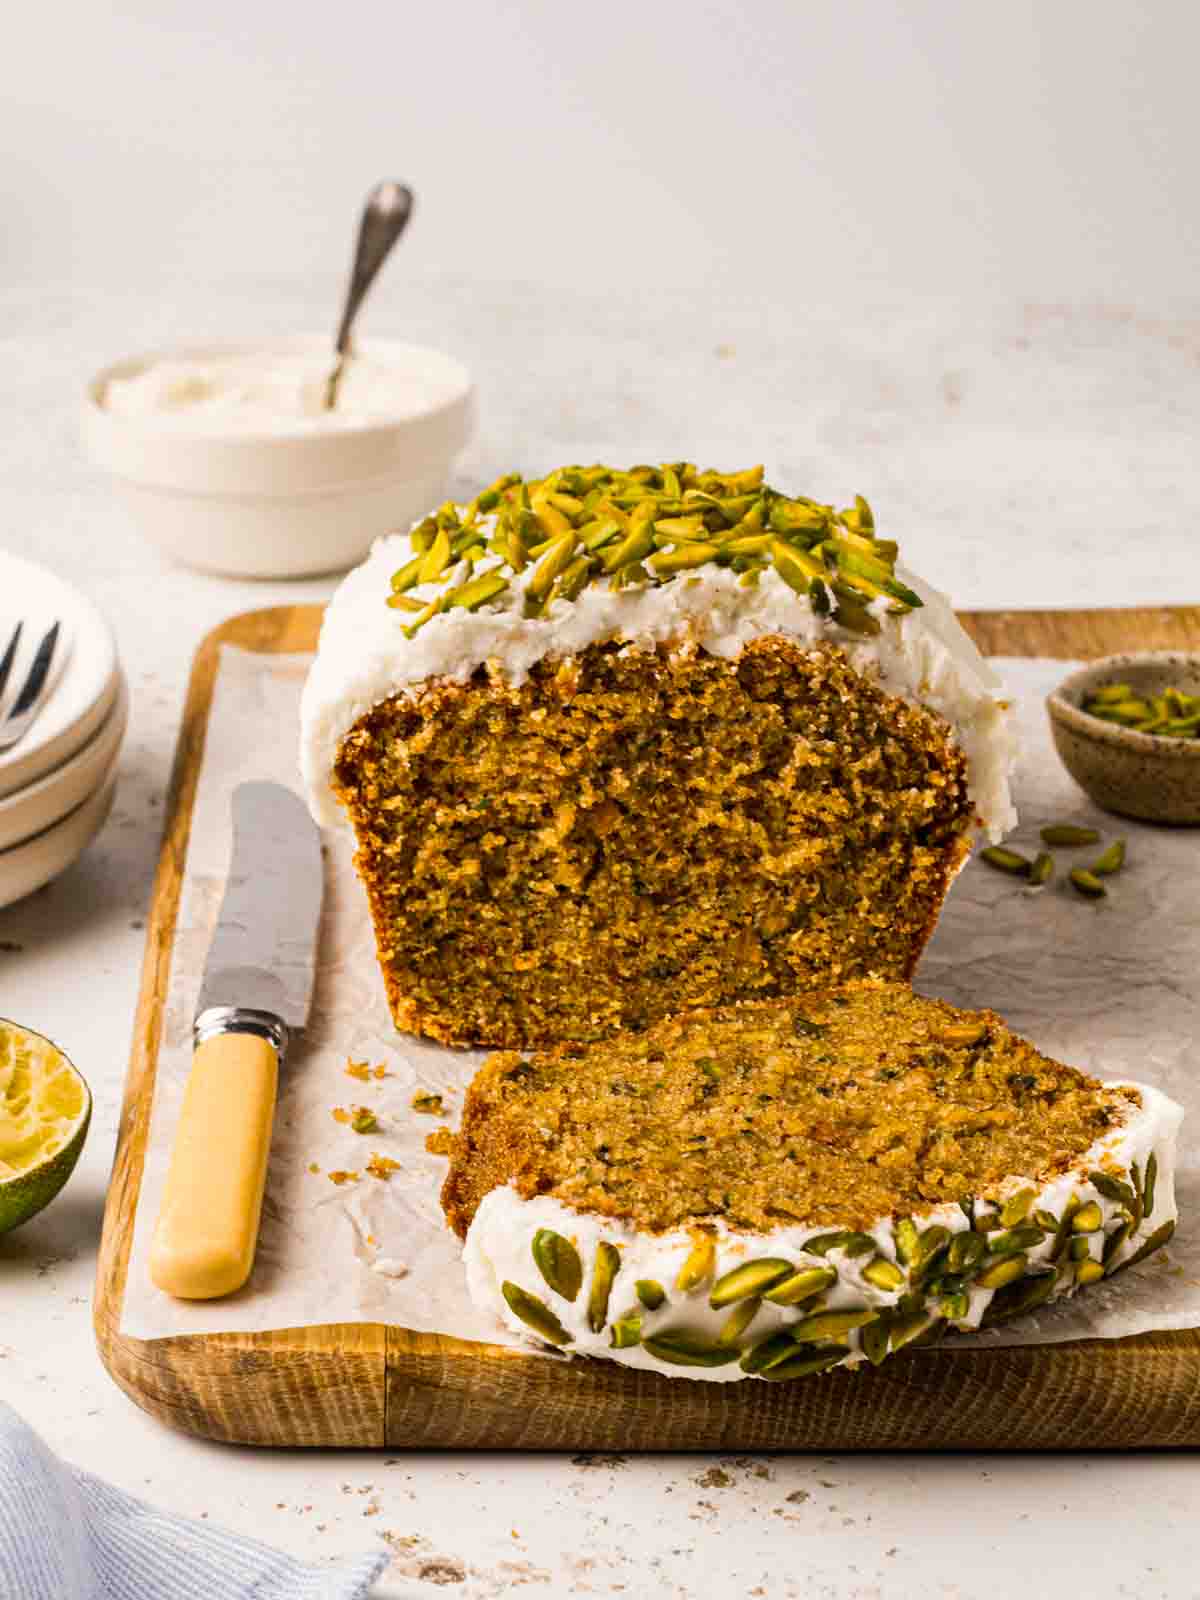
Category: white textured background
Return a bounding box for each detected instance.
[4,4,1200,1598]
[8,0,1200,304]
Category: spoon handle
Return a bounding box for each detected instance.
[334,180,415,358]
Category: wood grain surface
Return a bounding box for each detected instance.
[94,604,1200,1449]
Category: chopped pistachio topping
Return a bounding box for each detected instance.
[1082,682,1200,738]
[385,465,922,638]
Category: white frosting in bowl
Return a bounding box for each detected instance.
[102,348,466,434]
[300,514,1018,839]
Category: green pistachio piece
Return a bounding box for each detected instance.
[1102,1221,1133,1271]
[893,1219,919,1266]
[502,1281,572,1345]
[446,570,510,612]
[1071,1202,1104,1234]
[675,1234,717,1292]
[740,1330,804,1375]
[988,1225,1046,1256]
[1069,869,1106,899]
[980,847,1032,877]
[762,1265,838,1305]
[1000,1188,1036,1225]
[531,1228,583,1302]
[759,1347,846,1382]
[709,1258,794,1308]
[946,1231,986,1274]
[861,1257,905,1292]
[788,1308,877,1342]
[976,1253,1028,1289]
[648,542,722,577]
[1143,1152,1158,1216]
[642,1330,740,1368]
[1119,1218,1175,1269]
[802,1230,874,1257]
[1027,851,1054,887]
[610,1308,643,1348]
[859,1317,891,1366]
[716,1297,763,1347]
[1088,1170,1137,1209]
[1090,839,1126,877]
[587,1241,621,1334]
[635,1279,666,1311]
[1039,824,1100,847]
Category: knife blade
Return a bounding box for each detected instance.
[150,781,323,1300]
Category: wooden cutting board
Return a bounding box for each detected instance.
[94,604,1200,1450]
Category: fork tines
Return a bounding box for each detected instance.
[0,621,61,754]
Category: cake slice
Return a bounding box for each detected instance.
[301,463,1015,1047]
[435,982,1181,1380]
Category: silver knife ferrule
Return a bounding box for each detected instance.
[194,1005,290,1059]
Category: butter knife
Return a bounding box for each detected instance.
[150,781,322,1300]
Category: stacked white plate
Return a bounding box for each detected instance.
[0,554,126,910]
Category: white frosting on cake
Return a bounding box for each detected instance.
[463,1081,1182,1381]
[300,516,1018,839]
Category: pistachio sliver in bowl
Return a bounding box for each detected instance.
[447,981,1184,1383]
[1047,652,1200,825]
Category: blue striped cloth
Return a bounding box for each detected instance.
[0,1400,394,1599]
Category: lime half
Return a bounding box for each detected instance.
[0,1019,91,1235]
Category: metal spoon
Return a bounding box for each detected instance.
[323,179,415,410]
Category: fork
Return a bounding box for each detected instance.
[0,621,61,754]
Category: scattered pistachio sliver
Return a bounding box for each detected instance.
[1071,1202,1104,1234]
[715,1297,763,1347]
[759,1347,846,1382]
[975,1253,1027,1290]
[635,1279,666,1311]
[740,1330,802,1375]
[531,1228,583,1302]
[999,1188,1035,1226]
[709,1258,793,1308]
[980,846,1031,877]
[762,1265,838,1305]
[502,1281,572,1346]
[1144,1152,1159,1216]
[1027,851,1054,887]
[789,1307,876,1342]
[1039,825,1101,847]
[1089,838,1126,877]
[609,1308,643,1348]
[642,1330,740,1368]
[1089,1170,1137,1209]
[675,1234,717,1292]
[1069,868,1106,899]
[587,1241,621,1333]
[861,1257,905,1292]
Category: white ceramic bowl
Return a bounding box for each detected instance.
[82,336,475,579]
[0,671,127,852]
[0,765,117,910]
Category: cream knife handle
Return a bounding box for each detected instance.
[150,1009,288,1300]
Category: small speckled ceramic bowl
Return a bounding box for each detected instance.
[1047,652,1200,824]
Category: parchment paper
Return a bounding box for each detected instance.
[121,644,1199,1352]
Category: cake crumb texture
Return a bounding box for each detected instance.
[334,636,973,1047]
[439,980,1139,1238]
